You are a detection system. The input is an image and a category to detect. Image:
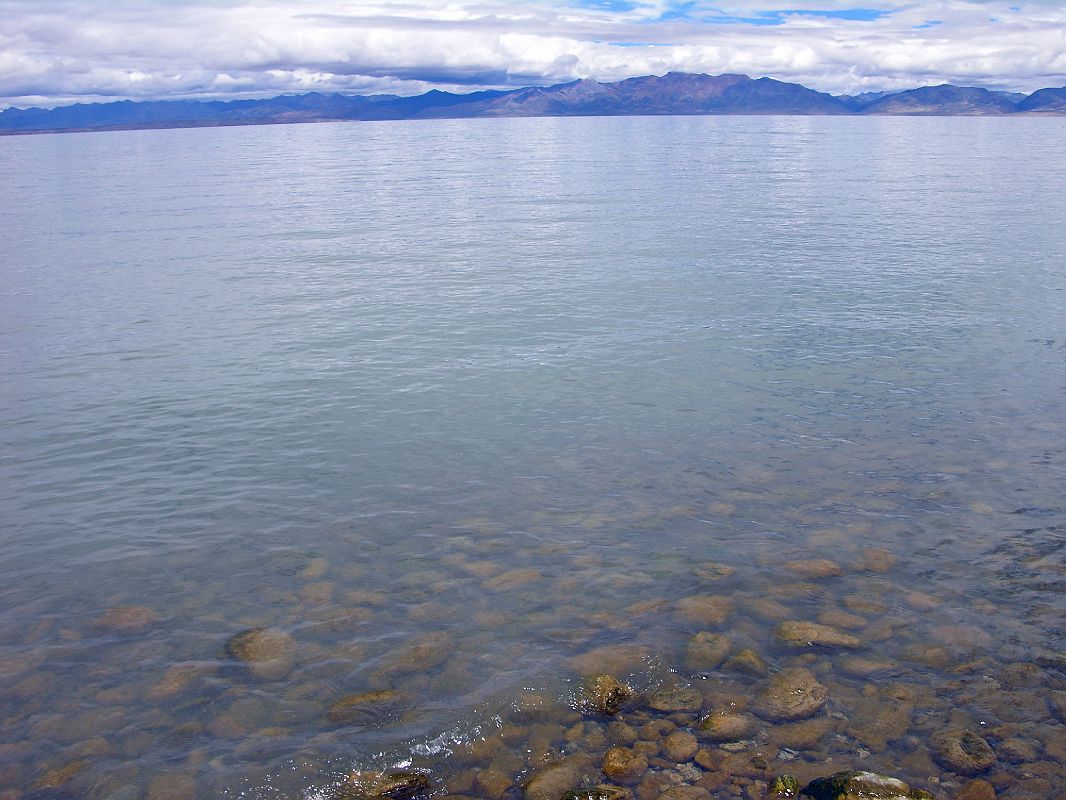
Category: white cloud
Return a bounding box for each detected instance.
[0,0,1063,108]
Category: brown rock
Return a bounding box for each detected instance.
[675,595,733,627]
[783,559,843,579]
[723,649,768,677]
[475,767,512,799]
[327,690,401,725]
[338,770,431,800]
[685,632,732,671]
[662,731,699,762]
[581,675,635,716]
[956,779,995,800]
[657,787,711,800]
[602,748,648,785]
[930,728,996,775]
[752,668,827,722]
[646,685,703,713]
[775,621,861,650]
[693,562,736,581]
[225,627,296,681]
[485,569,543,592]
[569,645,649,676]
[524,756,594,800]
[33,761,87,789]
[697,710,758,742]
[146,774,198,800]
[816,609,868,630]
[860,548,898,573]
[96,605,159,634]
[374,631,451,678]
[767,718,832,749]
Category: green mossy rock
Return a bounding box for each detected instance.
[801,771,934,800]
[581,675,635,716]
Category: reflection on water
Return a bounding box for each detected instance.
[0,115,1065,799]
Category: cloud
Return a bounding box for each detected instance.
[0,0,1063,108]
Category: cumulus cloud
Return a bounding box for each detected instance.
[0,0,1063,107]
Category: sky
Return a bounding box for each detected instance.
[1,0,1064,109]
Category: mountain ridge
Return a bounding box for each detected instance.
[2,72,1064,135]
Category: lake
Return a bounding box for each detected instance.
[1,115,1065,800]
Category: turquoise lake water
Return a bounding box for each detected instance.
[1,116,1065,799]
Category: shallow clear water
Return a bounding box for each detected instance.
[1,116,1065,800]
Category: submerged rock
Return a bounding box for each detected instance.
[800,771,933,800]
[775,621,861,650]
[646,685,703,713]
[602,747,648,785]
[568,644,650,676]
[581,675,635,716]
[685,632,732,671]
[724,648,768,677]
[524,755,594,800]
[662,730,699,762]
[562,785,632,800]
[675,595,734,627]
[327,690,401,725]
[930,728,995,775]
[696,709,758,742]
[96,605,160,634]
[335,770,431,800]
[955,780,995,800]
[783,560,843,579]
[752,668,827,721]
[767,776,800,798]
[225,627,296,681]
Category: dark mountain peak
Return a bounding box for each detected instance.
[863,84,1020,114]
[1017,86,1066,112]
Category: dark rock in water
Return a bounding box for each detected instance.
[768,776,800,798]
[225,627,296,681]
[930,728,995,775]
[602,747,648,785]
[334,770,431,800]
[562,786,632,800]
[752,668,827,721]
[800,771,934,799]
[646,685,703,712]
[581,675,635,715]
[327,690,401,724]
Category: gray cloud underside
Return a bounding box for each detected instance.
[1,0,1064,108]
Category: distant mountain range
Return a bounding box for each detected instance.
[2,72,1065,135]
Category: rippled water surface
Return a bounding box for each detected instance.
[1,116,1065,800]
